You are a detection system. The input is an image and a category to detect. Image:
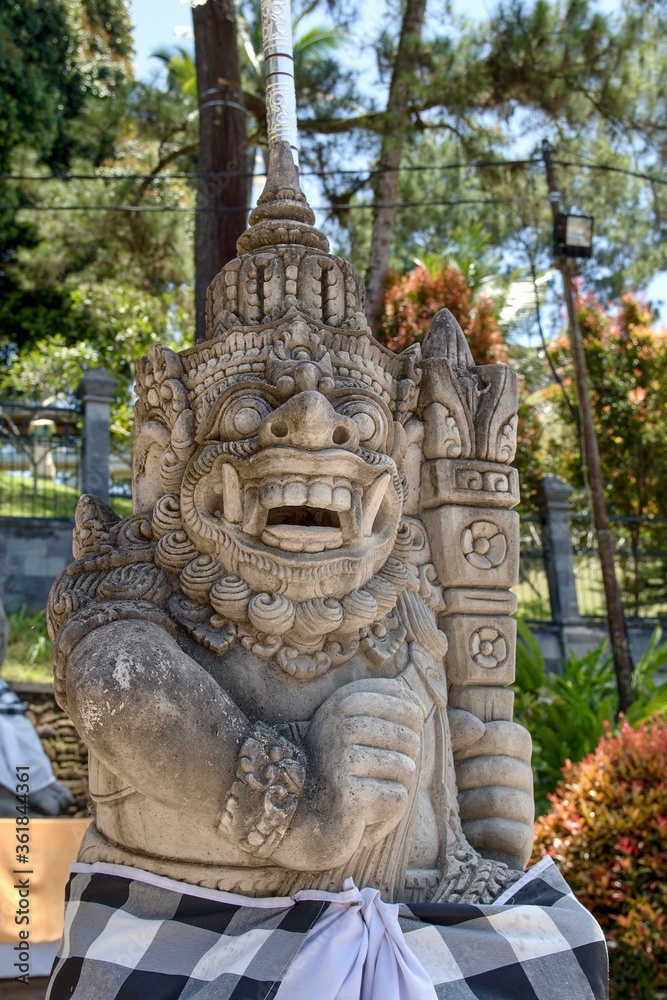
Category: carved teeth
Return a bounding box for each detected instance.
[239,471,391,548]
[284,481,308,506]
[261,525,343,553]
[361,472,390,536]
[308,482,333,507]
[340,489,363,543]
[243,487,267,536]
[331,486,352,511]
[221,464,243,523]
[261,483,283,509]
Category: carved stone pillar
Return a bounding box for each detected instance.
[537,475,582,625]
[76,368,116,503]
[417,311,530,867]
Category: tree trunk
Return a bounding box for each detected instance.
[193,0,250,341]
[365,0,427,333]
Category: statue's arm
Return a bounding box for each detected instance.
[57,614,424,870]
[62,618,248,824]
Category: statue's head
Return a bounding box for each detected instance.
[133,144,419,622]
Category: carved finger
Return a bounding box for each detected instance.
[455,755,533,793]
[346,746,417,788]
[458,786,535,825]
[462,817,534,868]
[349,776,409,828]
[340,716,421,760]
[323,677,426,717]
[454,721,532,763]
[448,709,486,755]
[334,691,425,733]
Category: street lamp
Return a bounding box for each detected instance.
[554,212,594,259]
[542,141,634,712]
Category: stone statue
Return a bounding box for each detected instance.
[46,143,533,906]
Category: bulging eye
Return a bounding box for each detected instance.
[224,395,273,439]
[335,397,388,451]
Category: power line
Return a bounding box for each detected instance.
[1,157,664,187]
[553,158,667,188]
[0,197,515,213]
[0,158,540,183]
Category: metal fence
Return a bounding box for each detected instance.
[0,404,83,518]
[515,512,667,622]
[570,515,667,620]
[515,517,552,621]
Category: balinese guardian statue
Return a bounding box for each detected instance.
[45,149,607,1000]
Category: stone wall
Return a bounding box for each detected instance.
[0,518,73,613]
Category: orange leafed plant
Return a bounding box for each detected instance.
[377,262,507,364]
[533,717,667,997]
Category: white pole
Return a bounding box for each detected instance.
[261,0,299,165]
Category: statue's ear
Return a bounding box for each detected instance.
[132,421,170,515]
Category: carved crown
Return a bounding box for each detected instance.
[134,142,518,476]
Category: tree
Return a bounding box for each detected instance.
[544,289,667,613]
[0,0,193,444]
[0,0,133,356]
[325,0,667,302]
[377,258,507,363]
[363,0,427,330]
[193,0,250,340]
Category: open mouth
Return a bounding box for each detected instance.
[216,465,392,554]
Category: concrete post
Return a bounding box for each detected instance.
[76,368,116,503]
[537,475,581,624]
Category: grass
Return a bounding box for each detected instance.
[0,471,132,519]
[3,608,54,684]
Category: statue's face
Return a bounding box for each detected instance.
[180,348,404,602]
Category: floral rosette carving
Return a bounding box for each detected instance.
[469,627,508,669]
[461,521,507,570]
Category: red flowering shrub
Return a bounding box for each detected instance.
[377,260,544,504]
[377,262,507,363]
[533,718,667,997]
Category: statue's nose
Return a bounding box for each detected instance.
[259,391,359,451]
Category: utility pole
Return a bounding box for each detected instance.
[542,140,635,712]
[193,0,249,342]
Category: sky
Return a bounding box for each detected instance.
[128,0,667,319]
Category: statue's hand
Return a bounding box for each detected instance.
[298,678,426,864]
[454,720,534,871]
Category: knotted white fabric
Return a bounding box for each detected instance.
[276,879,438,1000]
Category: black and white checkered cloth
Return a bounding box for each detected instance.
[46,857,608,1000]
[0,678,26,715]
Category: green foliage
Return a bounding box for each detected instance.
[0,0,131,173]
[0,471,132,520]
[546,292,667,522]
[537,291,667,613]
[2,608,53,684]
[534,717,667,998]
[513,619,667,813]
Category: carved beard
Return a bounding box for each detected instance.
[150,488,443,679]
